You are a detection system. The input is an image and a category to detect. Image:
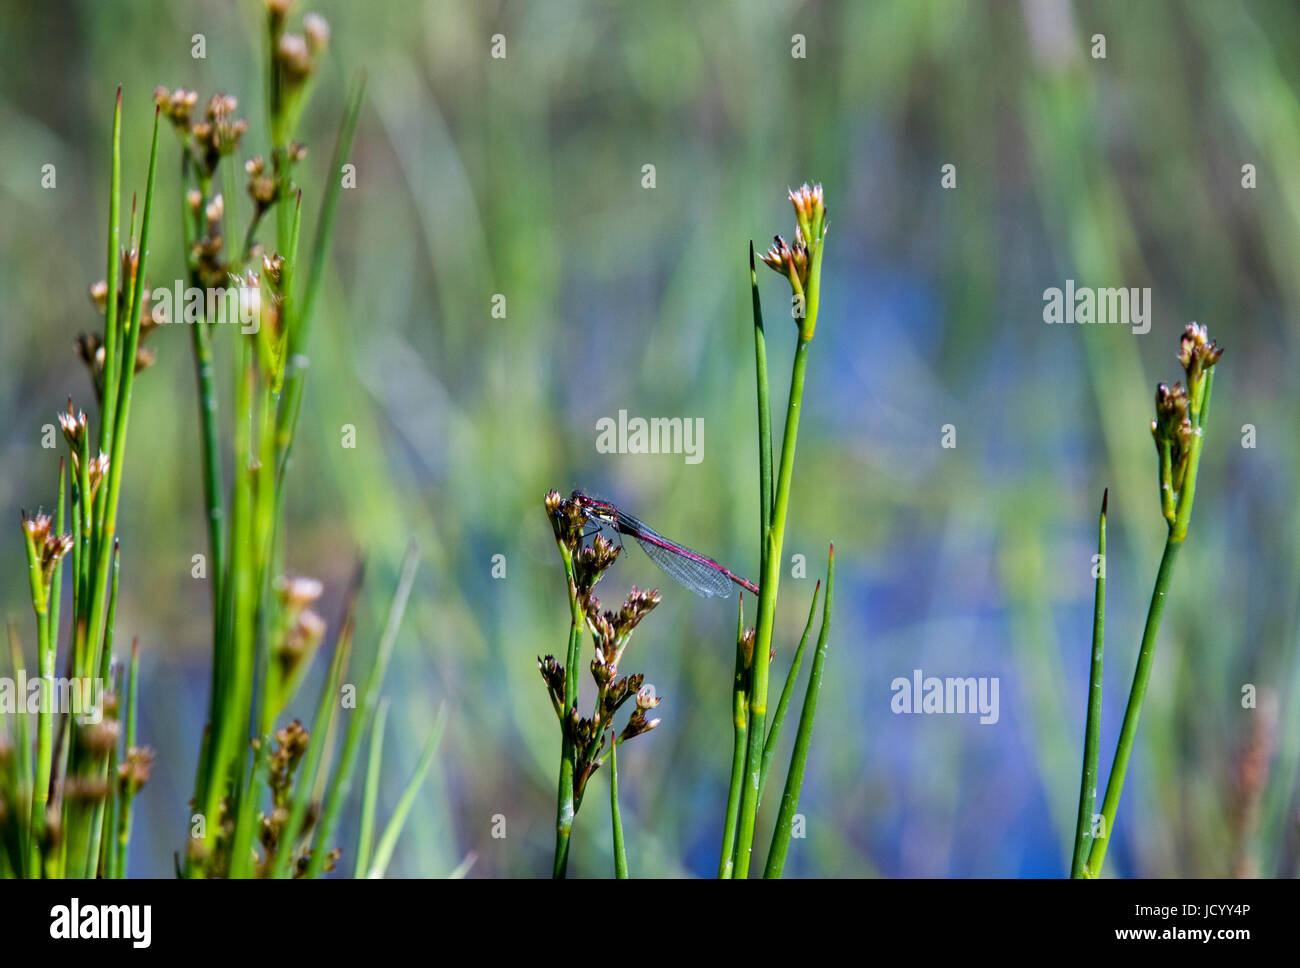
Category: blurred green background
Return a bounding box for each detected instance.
[2,0,1299,877]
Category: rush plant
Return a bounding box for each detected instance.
[721,185,835,879]
[542,491,664,878]
[1071,323,1223,878]
[153,0,440,879]
[539,186,837,879]
[1,88,160,879]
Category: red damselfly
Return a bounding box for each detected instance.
[571,490,759,599]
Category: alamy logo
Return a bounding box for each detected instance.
[1043,280,1150,334]
[150,280,260,334]
[890,669,1000,724]
[0,674,103,724]
[595,409,704,465]
[50,898,151,948]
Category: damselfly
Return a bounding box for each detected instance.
[571,490,759,599]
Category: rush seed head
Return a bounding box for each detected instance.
[86,452,110,501]
[275,574,324,610]
[154,86,198,130]
[304,13,330,54]
[58,399,88,449]
[21,509,53,547]
[118,747,155,796]
[277,33,313,83]
[758,234,808,290]
[759,183,829,339]
[788,182,827,244]
[1177,322,1223,419]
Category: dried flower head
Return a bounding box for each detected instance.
[619,709,661,742]
[86,452,110,502]
[1178,322,1224,375]
[538,655,566,717]
[788,182,827,244]
[759,233,809,291]
[276,608,326,681]
[1151,325,1224,537]
[635,685,660,712]
[18,509,72,613]
[80,720,121,756]
[246,155,278,213]
[572,532,618,588]
[303,13,330,54]
[58,399,88,450]
[22,510,52,548]
[1177,322,1224,419]
[275,575,324,610]
[277,33,313,82]
[740,626,756,669]
[155,86,198,130]
[611,586,662,638]
[119,747,155,795]
[758,184,828,339]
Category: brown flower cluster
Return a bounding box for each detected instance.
[541,490,666,803]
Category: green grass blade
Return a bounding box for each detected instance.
[87,104,161,683]
[8,624,32,875]
[717,593,748,877]
[354,697,389,877]
[305,544,419,878]
[764,543,834,878]
[367,702,446,878]
[609,737,628,878]
[735,335,814,877]
[99,88,122,455]
[759,579,822,804]
[115,639,139,877]
[751,240,773,534]
[446,853,477,878]
[1071,490,1107,877]
[32,461,65,838]
[276,74,366,478]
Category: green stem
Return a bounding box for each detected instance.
[734,336,812,877]
[717,597,749,877]
[191,302,226,629]
[553,541,584,879]
[751,241,773,535]
[355,698,389,877]
[276,76,366,481]
[759,580,822,803]
[86,106,161,685]
[116,640,139,877]
[367,705,446,879]
[610,739,627,878]
[227,732,269,879]
[1071,490,1107,878]
[764,544,834,878]
[1171,370,1213,543]
[27,593,50,870]
[1085,534,1181,877]
[30,467,64,846]
[99,88,122,456]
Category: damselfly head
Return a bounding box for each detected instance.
[570,490,616,522]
